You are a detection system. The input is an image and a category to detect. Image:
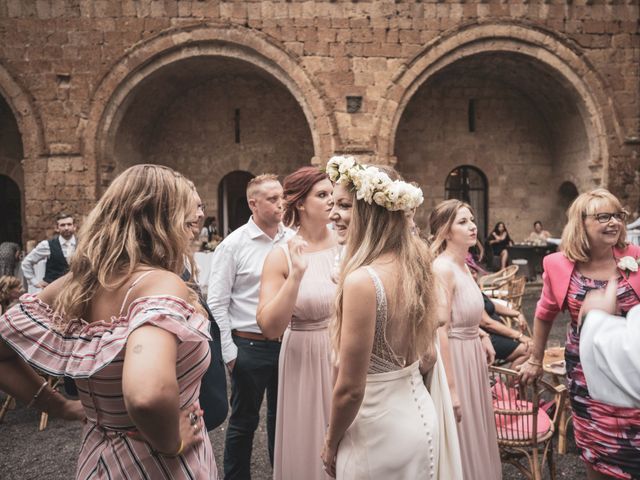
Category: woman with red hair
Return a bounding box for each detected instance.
[257,166,338,480]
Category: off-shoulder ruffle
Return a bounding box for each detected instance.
[0,294,211,378]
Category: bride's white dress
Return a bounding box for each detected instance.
[336,267,463,479]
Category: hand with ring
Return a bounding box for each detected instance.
[126,404,204,456]
[177,404,204,453]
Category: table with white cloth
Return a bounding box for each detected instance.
[194,251,215,292]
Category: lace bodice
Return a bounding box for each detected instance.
[365,266,406,374]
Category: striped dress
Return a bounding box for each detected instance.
[0,294,217,479]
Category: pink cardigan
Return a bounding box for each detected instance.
[535,244,640,322]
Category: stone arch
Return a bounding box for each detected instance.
[83,23,338,195]
[375,22,620,188]
[0,63,45,161]
[0,65,44,245]
[218,170,254,236]
[0,175,22,244]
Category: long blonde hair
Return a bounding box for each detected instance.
[561,188,627,263]
[429,199,484,258]
[55,164,199,320]
[333,169,437,361]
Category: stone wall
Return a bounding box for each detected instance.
[144,75,314,213]
[0,0,637,242]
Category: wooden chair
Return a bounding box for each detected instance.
[0,376,61,431]
[502,275,527,312]
[479,265,519,297]
[489,365,567,480]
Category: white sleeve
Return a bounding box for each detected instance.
[21,240,50,283]
[207,242,238,364]
[581,308,640,408]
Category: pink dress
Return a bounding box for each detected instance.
[446,260,502,480]
[273,245,337,480]
[0,294,217,479]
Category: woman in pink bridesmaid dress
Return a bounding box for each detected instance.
[258,166,338,480]
[430,199,502,480]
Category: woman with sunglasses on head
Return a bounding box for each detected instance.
[520,188,640,480]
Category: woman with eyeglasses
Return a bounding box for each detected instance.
[519,188,640,480]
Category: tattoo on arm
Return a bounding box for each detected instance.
[132,344,143,354]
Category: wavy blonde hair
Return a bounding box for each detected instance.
[54,164,199,320]
[561,188,627,263]
[333,167,437,362]
[0,275,22,307]
[429,199,484,258]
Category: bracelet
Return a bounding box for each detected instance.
[158,439,184,458]
[27,380,48,408]
[527,358,543,367]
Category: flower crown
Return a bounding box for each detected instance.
[326,155,424,212]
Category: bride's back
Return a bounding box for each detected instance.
[366,257,424,370]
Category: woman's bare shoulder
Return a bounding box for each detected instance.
[134,270,190,302]
[343,267,376,296]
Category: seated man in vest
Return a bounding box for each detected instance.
[22,212,76,290]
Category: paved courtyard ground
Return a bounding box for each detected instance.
[0,284,586,479]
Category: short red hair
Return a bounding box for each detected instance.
[282,166,329,227]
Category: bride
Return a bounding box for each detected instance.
[321,157,461,479]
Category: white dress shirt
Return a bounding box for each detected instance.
[21,235,77,284]
[207,217,293,363]
[581,306,640,408]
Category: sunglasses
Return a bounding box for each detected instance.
[583,212,627,224]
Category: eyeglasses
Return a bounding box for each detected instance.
[583,212,628,223]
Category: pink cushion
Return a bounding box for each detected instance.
[491,379,552,441]
[494,398,552,441]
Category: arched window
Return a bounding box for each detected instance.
[558,181,579,220]
[445,166,488,241]
[0,175,22,245]
[218,171,254,236]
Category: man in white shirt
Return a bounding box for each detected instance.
[207,174,292,480]
[22,213,77,290]
[580,277,640,408]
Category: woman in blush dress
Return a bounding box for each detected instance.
[520,189,640,480]
[257,166,338,480]
[321,157,460,480]
[0,165,216,479]
[430,199,501,480]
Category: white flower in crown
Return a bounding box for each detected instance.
[325,155,424,213]
[326,157,342,182]
[338,156,356,174]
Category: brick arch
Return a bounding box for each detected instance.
[0,63,45,162]
[375,22,620,187]
[83,23,338,193]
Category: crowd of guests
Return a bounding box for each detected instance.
[0,159,638,480]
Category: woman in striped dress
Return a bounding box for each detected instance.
[0,164,217,479]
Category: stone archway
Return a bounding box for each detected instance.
[218,170,254,236]
[83,24,337,200]
[0,175,22,244]
[0,65,43,244]
[378,23,620,239]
